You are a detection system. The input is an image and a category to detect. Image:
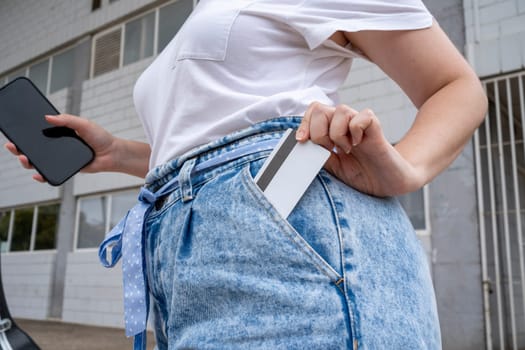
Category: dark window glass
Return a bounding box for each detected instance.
[50,47,75,93]
[124,12,155,66]
[7,69,26,82]
[110,190,136,228]
[35,204,59,250]
[11,207,34,251]
[92,0,101,11]
[0,211,11,252]
[158,0,193,53]
[398,188,426,230]
[28,59,50,94]
[77,196,107,249]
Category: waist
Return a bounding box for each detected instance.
[145,116,302,192]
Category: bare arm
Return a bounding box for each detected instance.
[5,114,151,181]
[347,20,487,187]
[297,21,487,196]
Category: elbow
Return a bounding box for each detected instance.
[463,72,488,127]
[474,79,488,126]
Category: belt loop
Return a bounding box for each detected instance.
[179,158,197,203]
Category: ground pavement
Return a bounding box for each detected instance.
[15,319,156,350]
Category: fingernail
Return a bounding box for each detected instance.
[296,129,305,140]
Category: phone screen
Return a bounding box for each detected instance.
[0,77,94,186]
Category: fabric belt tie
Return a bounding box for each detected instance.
[98,138,279,350]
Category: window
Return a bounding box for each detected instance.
[91,0,195,78]
[35,203,59,250]
[76,189,138,249]
[110,191,137,228]
[93,0,120,11]
[77,196,107,249]
[0,211,11,252]
[50,47,76,93]
[158,0,193,53]
[123,12,155,66]
[11,207,34,252]
[92,0,101,11]
[28,59,50,93]
[6,68,26,82]
[0,203,59,253]
[398,187,429,232]
[1,42,82,96]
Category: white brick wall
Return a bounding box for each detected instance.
[465,0,525,76]
[62,250,125,328]
[0,0,159,74]
[339,59,418,143]
[1,252,56,320]
[74,58,152,196]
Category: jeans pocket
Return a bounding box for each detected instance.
[240,163,343,282]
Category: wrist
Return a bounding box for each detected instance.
[392,144,430,195]
[111,138,151,178]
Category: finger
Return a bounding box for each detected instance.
[309,103,336,150]
[32,173,46,183]
[297,102,318,141]
[18,155,34,169]
[349,108,382,146]
[4,142,20,156]
[329,104,358,154]
[45,114,91,135]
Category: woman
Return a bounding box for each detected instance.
[6,0,487,349]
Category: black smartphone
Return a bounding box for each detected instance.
[0,77,94,186]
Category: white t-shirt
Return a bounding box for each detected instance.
[133,0,433,168]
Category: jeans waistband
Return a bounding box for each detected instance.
[145,117,302,192]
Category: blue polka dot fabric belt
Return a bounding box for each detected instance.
[98,138,280,350]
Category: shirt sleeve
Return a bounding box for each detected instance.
[289,0,433,51]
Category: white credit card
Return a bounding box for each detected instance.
[254,128,331,218]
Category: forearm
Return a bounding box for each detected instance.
[395,74,488,189]
[111,138,151,178]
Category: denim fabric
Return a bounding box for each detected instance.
[143,117,441,350]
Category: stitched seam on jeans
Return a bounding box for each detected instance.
[317,172,346,293]
[241,166,341,282]
[318,171,357,347]
[324,172,359,342]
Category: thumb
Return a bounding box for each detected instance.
[45,114,91,132]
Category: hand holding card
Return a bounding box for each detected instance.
[254,128,331,218]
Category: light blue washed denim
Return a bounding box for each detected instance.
[143,117,441,350]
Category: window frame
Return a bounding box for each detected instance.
[89,0,196,79]
[398,184,431,236]
[74,188,139,251]
[28,57,52,95]
[0,202,61,254]
[419,184,431,236]
[1,43,81,96]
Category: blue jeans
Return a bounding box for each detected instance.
[143,117,441,349]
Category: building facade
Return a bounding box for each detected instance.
[0,0,523,349]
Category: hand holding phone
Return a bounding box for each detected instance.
[0,77,94,186]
